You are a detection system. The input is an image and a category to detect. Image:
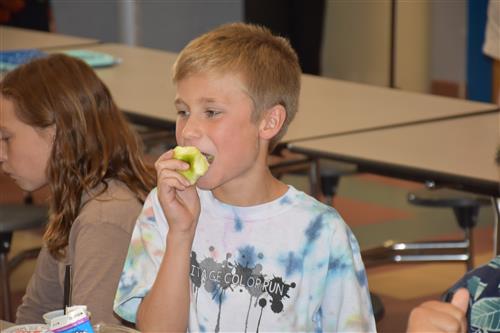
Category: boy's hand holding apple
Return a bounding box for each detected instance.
[154,146,209,239]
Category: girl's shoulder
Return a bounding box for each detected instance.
[83,180,140,206]
[77,180,143,227]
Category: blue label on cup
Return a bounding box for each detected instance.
[51,319,93,333]
[49,309,94,333]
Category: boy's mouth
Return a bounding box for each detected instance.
[202,152,214,164]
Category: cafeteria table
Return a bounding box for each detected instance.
[288,112,500,254]
[0,26,98,51]
[0,319,13,329]
[50,43,179,130]
[286,74,499,142]
[49,43,499,142]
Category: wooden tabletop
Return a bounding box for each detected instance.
[288,112,499,196]
[0,26,98,51]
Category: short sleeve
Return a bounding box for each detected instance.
[319,219,376,332]
[113,188,168,323]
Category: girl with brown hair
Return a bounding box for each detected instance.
[0,54,155,324]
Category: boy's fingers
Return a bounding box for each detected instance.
[451,288,470,314]
[157,169,189,190]
[155,157,189,172]
[155,161,191,187]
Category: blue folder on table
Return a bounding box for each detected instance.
[0,49,119,72]
[0,49,47,71]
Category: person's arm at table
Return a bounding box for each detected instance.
[406,288,469,333]
[15,247,62,324]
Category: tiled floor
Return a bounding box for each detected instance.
[1,169,496,332]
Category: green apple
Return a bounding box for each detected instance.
[173,146,210,185]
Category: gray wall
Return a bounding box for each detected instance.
[430,0,467,87]
[52,0,243,52]
[140,1,243,52]
[53,1,119,42]
[53,0,466,94]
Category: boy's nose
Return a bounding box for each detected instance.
[0,145,6,163]
[181,117,202,140]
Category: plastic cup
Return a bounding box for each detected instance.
[42,309,64,324]
[48,307,92,333]
[43,306,90,325]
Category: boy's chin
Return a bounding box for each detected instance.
[193,178,212,190]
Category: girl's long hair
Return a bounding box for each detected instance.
[0,54,156,259]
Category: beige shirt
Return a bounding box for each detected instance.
[16,180,143,325]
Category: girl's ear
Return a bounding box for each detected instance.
[44,124,57,145]
[259,104,286,140]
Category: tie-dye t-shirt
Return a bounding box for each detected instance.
[444,255,500,333]
[114,186,376,332]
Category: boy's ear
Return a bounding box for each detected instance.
[259,104,286,140]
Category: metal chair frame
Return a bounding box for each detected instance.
[0,204,47,321]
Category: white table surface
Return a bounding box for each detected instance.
[51,43,178,129]
[288,112,499,196]
[0,319,14,329]
[50,43,499,141]
[286,74,498,142]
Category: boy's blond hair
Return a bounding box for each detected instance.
[172,22,301,148]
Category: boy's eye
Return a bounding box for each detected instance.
[205,110,220,118]
[177,110,189,118]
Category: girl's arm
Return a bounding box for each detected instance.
[69,187,143,325]
[71,221,133,324]
[15,247,61,324]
